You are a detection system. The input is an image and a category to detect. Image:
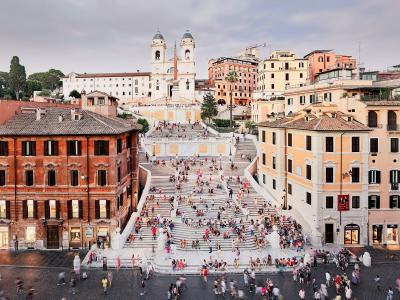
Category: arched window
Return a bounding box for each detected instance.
[368,111,378,127]
[388,110,397,131]
[217,99,226,105]
[155,50,160,61]
[186,80,190,90]
[185,49,190,60]
[318,56,324,63]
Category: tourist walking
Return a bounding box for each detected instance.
[101,276,108,295]
[387,287,394,300]
[299,288,305,299]
[375,274,382,291]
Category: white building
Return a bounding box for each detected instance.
[61,30,196,103]
[62,72,151,103]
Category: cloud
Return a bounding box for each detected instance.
[0,0,398,77]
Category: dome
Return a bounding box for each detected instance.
[182,31,194,40]
[152,31,164,40]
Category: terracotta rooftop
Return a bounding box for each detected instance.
[257,111,370,131]
[0,107,140,136]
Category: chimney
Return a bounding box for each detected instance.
[36,108,45,121]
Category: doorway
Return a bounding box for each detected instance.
[372,225,383,244]
[344,224,360,244]
[325,223,334,243]
[46,225,59,249]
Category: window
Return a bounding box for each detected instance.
[368,111,378,128]
[285,73,289,81]
[271,73,274,79]
[287,159,293,173]
[309,95,315,104]
[351,167,360,183]
[368,170,381,184]
[47,170,56,186]
[96,200,110,219]
[306,164,312,180]
[391,138,399,153]
[325,167,334,183]
[271,63,274,68]
[68,200,82,219]
[22,141,36,156]
[272,179,276,190]
[272,156,276,169]
[306,192,312,205]
[288,183,292,195]
[0,170,5,186]
[287,133,292,147]
[262,153,266,165]
[26,226,36,242]
[0,200,9,219]
[44,140,59,156]
[390,195,399,209]
[126,136,132,149]
[262,174,266,184]
[98,170,107,186]
[352,196,360,209]
[70,170,79,186]
[25,170,34,186]
[67,140,82,156]
[117,166,121,183]
[390,170,400,188]
[186,80,190,90]
[117,138,122,154]
[324,92,332,102]
[23,200,36,219]
[352,137,360,152]
[261,131,265,143]
[0,141,8,156]
[325,137,334,152]
[299,96,305,105]
[370,138,378,153]
[94,140,109,155]
[46,200,59,219]
[272,132,276,144]
[306,136,312,150]
[271,84,274,89]
[326,196,334,209]
[368,195,380,209]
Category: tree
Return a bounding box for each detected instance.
[24,80,42,98]
[28,69,64,91]
[0,71,9,98]
[201,94,218,124]
[69,89,81,98]
[245,120,256,133]
[8,56,26,100]
[137,118,149,133]
[37,89,51,97]
[225,70,238,128]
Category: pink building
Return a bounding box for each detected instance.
[305,50,357,83]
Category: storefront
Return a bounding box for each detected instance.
[69,227,82,249]
[344,224,360,245]
[26,226,36,249]
[372,225,383,244]
[386,224,398,245]
[0,226,8,249]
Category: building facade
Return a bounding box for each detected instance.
[0,100,140,250]
[254,50,308,100]
[208,57,258,106]
[258,78,400,245]
[304,50,357,83]
[62,72,151,103]
[257,108,370,245]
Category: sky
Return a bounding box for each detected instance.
[0,0,399,78]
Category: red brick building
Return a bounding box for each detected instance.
[0,98,140,250]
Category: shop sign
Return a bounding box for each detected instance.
[85,227,93,238]
[338,194,350,211]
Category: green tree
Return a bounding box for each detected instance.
[24,80,42,98]
[28,69,64,91]
[225,70,238,128]
[0,71,9,98]
[8,56,26,100]
[37,89,51,97]
[69,89,81,98]
[245,120,256,133]
[137,118,149,134]
[201,94,218,124]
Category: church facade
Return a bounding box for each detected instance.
[62,31,196,104]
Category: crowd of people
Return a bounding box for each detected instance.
[151,121,211,139]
